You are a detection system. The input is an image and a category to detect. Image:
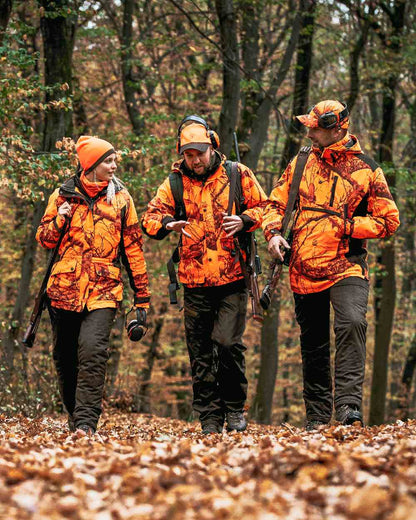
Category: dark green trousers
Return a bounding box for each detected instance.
[48,305,116,431]
[184,280,248,424]
[294,277,369,422]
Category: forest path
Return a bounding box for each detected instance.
[0,414,415,519]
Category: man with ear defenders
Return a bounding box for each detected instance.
[263,100,400,430]
[142,116,267,434]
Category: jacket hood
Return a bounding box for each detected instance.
[315,132,362,165]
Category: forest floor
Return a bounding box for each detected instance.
[0,414,415,520]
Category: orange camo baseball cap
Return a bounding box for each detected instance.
[75,136,115,172]
[179,123,212,154]
[296,100,350,129]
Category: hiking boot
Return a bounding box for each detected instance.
[226,411,247,432]
[201,421,223,435]
[75,424,95,435]
[305,420,327,431]
[336,404,363,426]
[67,415,75,432]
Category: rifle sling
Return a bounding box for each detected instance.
[280,146,311,236]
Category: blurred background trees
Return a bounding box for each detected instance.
[1,0,415,426]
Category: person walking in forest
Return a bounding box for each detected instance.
[36,136,150,435]
[263,100,400,430]
[142,116,267,434]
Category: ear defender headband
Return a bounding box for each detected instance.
[312,102,349,129]
[176,115,220,153]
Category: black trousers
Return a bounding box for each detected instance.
[294,277,369,422]
[184,280,248,424]
[48,305,116,431]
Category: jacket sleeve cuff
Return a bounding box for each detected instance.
[162,216,176,229]
[134,295,150,309]
[54,214,66,231]
[240,214,255,232]
[264,227,281,242]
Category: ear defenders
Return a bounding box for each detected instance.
[311,102,349,129]
[176,115,220,154]
[126,307,148,342]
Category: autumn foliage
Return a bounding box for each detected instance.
[1,414,416,520]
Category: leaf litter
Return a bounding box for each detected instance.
[0,414,415,519]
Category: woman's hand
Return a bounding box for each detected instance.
[58,201,72,218]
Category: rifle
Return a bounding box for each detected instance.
[232,132,263,322]
[260,146,311,310]
[22,218,68,348]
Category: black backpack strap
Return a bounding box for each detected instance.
[224,160,246,213]
[169,171,186,220]
[167,172,185,307]
[226,161,239,215]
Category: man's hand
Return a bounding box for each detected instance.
[268,235,290,263]
[222,214,244,237]
[166,220,191,238]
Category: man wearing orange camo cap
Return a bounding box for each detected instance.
[142,116,267,434]
[263,100,400,429]
[36,136,150,435]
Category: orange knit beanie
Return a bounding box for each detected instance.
[75,136,115,173]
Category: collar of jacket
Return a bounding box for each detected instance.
[314,132,362,166]
[59,173,123,201]
[172,151,224,182]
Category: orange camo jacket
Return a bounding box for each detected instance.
[141,154,267,287]
[36,176,150,312]
[263,133,400,294]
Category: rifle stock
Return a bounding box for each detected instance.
[22,293,46,348]
[260,260,283,310]
[22,218,68,349]
[247,235,263,322]
[232,131,263,322]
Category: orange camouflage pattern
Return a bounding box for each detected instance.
[36,177,150,312]
[263,133,400,294]
[142,154,267,287]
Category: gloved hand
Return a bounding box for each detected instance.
[126,308,147,342]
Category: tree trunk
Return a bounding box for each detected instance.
[0,0,12,44]
[243,2,303,169]
[121,0,145,136]
[239,0,260,145]
[369,0,407,425]
[2,202,45,371]
[215,0,240,157]
[2,0,76,373]
[280,0,316,170]
[250,290,280,424]
[134,302,167,413]
[346,7,372,112]
[399,337,416,419]
[40,0,76,150]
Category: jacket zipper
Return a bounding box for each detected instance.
[329,175,338,207]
